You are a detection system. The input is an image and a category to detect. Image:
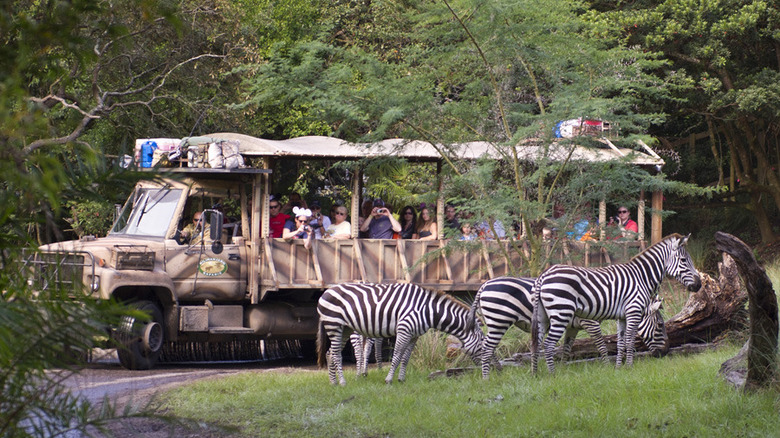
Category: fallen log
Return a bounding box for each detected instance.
[430,343,720,379]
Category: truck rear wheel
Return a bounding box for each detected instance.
[116,300,164,370]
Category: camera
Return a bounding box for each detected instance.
[377,208,387,214]
[310,222,322,229]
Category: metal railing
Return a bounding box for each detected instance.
[22,250,96,294]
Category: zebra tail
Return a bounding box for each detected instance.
[530,279,540,356]
[316,319,329,368]
[466,283,486,332]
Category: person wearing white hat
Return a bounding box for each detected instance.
[282,206,315,249]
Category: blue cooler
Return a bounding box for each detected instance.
[140,141,158,168]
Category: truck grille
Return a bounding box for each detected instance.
[24,251,95,294]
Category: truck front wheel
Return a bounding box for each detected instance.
[116,300,164,370]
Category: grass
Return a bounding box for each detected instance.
[155,259,780,437]
[157,345,780,437]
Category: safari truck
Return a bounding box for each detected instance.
[25,132,665,370]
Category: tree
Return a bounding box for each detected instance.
[238,0,714,275]
[0,1,252,434]
[594,0,780,242]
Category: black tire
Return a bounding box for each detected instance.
[116,300,165,370]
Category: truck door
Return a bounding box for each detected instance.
[165,227,247,302]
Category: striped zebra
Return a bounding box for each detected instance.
[467,276,608,379]
[349,333,383,376]
[317,282,483,385]
[531,233,701,374]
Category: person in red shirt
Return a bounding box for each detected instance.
[615,205,638,239]
[268,196,289,238]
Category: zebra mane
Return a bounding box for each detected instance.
[629,233,685,263]
[431,288,470,310]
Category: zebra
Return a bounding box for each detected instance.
[531,233,701,374]
[467,276,608,379]
[349,333,383,376]
[317,282,483,385]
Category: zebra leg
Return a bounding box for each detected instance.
[386,329,414,384]
[543,316,571,374]
[374,338,383,369]
[397,337,418,383]
[624,313,641,367]
[328,329,347,385]
[579,319,609,363]
[349,332,368,377]
[481,325,509,379]
[561,326,579,362]
[615,319,626,368]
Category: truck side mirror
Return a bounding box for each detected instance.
[210,211,224,254]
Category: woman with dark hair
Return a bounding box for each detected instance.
[415,206,437,240]
[398,205,417,239]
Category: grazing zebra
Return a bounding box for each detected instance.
[532,233,701,374]
[467,276,608,379]
[349,333,383,376]
[317,282,483,385]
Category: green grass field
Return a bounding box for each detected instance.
[158,345,780,437]
[156,264,780,437]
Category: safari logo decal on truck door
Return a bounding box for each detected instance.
[198,258,228,276]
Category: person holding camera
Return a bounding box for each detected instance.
[359,199,401,239]
[308,200,331,239]
[608,205,639,240]
[282,206,315,249]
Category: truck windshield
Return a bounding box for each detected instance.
[110,188,183,237]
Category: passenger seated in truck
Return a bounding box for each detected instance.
[283,206,315,249]
[309,200,331,239]
[324,205,351,239]
[359,199,401,239]
[181,212,210,245]
[281,192,307,215]
[268,195,289,238]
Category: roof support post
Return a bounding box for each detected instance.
[598,199,607,240]
[638,190,646,242]
[250,165,267,303]
[436,161,444,240]
[351,165,361,238]
[651,189,663,244]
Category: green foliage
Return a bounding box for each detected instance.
[66,200,116,238]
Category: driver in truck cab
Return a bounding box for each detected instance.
[181,212,210,245]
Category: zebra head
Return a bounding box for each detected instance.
[459,317,484,363]
[637,297,669,357]
[665,234,702,292]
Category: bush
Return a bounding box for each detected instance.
[66,200,116,238]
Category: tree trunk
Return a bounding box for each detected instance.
[715,231,779,391]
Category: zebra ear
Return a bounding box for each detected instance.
[680,233,691,246]
[649,298,663,313]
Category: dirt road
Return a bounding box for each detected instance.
[60,349,318,437]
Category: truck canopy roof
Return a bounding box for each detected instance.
[190,132,664,167]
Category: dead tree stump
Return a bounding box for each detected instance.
[715,231,778,391]
[665,252,748,345]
